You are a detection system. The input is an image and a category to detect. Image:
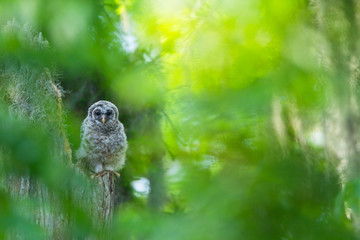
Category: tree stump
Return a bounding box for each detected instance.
[92,172,116,226]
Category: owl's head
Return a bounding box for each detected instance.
[88,100,119,126]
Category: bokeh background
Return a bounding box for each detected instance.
[1,0,360,239]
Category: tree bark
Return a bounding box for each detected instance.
[92,172,116,226]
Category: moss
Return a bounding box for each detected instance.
[0,20,70,165]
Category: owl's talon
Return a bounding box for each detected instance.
[91,170,119,178]
[90,171,101,179]
[90,171,105,178]
[113,171,120,178]
[103,170,120,178]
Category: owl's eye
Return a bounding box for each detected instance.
[106,110,112,116]
[95,110,101,116]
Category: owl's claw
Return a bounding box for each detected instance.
[90,172,100,179]
[90,171,106,178]
[112,171,120,178]
[91,170,120,179]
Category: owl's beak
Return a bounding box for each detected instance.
[101,116,106,125]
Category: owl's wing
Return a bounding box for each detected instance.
[80,118,87,140]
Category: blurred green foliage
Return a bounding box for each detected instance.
[1,0,360,239]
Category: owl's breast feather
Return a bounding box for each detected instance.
[86,130,125,158]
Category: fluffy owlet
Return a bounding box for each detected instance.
[76,100,127,176]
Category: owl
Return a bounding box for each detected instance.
[76,100,127,177]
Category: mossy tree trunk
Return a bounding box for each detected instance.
[0,21,116,239]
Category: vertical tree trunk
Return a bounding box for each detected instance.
[93,172,116,226]
[0,21,118,239]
